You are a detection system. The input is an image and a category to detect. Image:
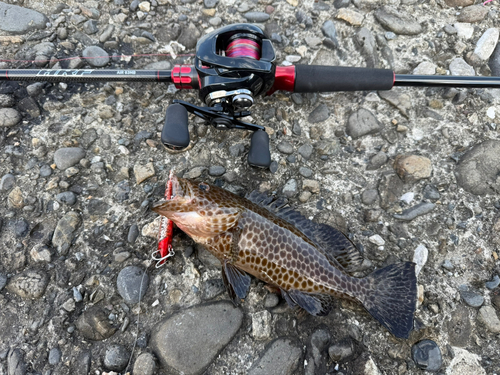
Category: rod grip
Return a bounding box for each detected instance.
[294,65,394,93]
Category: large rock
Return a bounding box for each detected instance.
[151,302,243,375]
[454,140,500,195]
[0,108,21,127]
[248,338,302,375]
[0,2,48,35]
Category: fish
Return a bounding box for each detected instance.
[152,174,417,339]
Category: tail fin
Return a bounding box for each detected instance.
[361,262,417,339]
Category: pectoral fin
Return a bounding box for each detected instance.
[222,261,251,306]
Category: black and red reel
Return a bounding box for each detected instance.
[161,24,277,168]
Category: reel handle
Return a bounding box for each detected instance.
[248,129,271,168]
[161,104,190,151]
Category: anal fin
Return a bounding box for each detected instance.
[222,261,251,306]
[281,289,335,316]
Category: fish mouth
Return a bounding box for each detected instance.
[151,172,194,214]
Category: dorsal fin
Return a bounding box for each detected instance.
[245,190,364,274]
[313,223,364,274]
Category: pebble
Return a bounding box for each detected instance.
[7,349,27,375]
[75,306,117,340]
[277,141,294,154]
[264,293,279,308]
[299,167,313,178]
[151,302,243,375]
[178,23,201,50]
[457,5,488,23]
[54,148,86,170]
[454,23,474,39]
[48,347,61,366]
[485,275,500,290]
[413,244,428,276]
[73,287,83,302]
[8,187,23,209]
[133,353,157,375]
[103,345,130,372]
[413,61,436,75]
[336,8,364,26]
[0,173,15,191]
[474,28,499,61]
[412,340,442,372]
[282,179,298,198]
[308,104,330,124]
[56,191,77,206]
[447,348,486,375]
[83,20,98,35]
[367,152,387,170]
[445,0,474,6]
[0,273,7,291]
[321,21,339,47]
[248,338,302,375]
[251,310,272,340]
[134,162,155,184]
[374,6,423,35]
[334,0,350,7]
[82,46,110,67]
[0,108,22,127]
[368,234,385,246]
[39,164,53,177]
[450,57,475,76]
[6,270,48,299]
[329,338,354,362]
[298,144,313,159]
[14,218,29,238]
[394,202,436,221]
[393,154,432,183]
[422,185,440,201]
[117,266,149,304]
[204,0,218,8]
[128,224,140,243]
[52,212,81,255]
[361,189,378,205]
[209,165,226,176]
[346,108,382,139]
[0,2,48,34]
[478,305,500,333]
[184,167,205,179]
[460,289,484,308]
[455,140,500,195]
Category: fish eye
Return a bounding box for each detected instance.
[198,183,209,191]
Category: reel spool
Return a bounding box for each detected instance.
[161,24,275,168]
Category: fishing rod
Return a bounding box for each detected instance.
[2,23,500,169]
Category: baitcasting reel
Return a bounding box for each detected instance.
[3,23,500,169]
[161,24,278,168]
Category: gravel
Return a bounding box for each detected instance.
[1,2,500,374]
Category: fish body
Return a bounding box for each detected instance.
[153,175,417,338]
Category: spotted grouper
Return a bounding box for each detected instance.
[152,175,417,338]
